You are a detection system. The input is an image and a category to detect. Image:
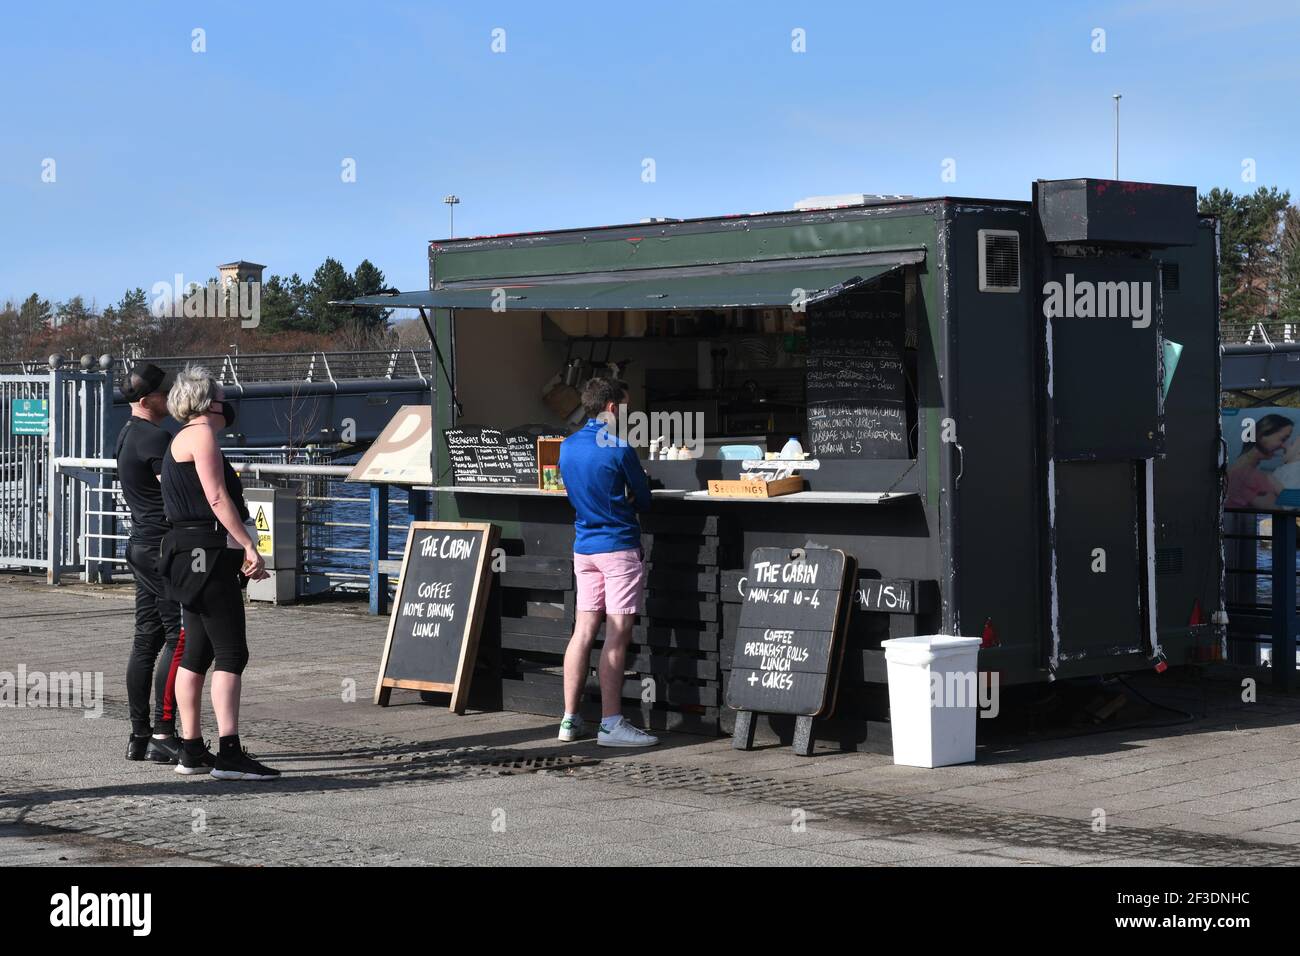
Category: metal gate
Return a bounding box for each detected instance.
[0,368,111,578]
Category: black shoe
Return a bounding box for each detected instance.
[145,734,182,764]
[211,748,281,781]
[174,740,217,776]
[125,733,151,761]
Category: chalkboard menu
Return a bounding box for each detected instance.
[374,521,499,712]
[807,293,909,459]
[444,424,565,486]
[725,547,856,717]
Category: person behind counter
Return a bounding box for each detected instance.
[115,363,186,764]
[557,377,658,747]
[159,365,279,781]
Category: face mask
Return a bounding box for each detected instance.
[211,400,237,428]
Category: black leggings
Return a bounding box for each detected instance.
[180,549,249,675]
[124,541,184,735]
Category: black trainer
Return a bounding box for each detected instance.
[145,734,182,764]
[125,733,151,761]
[211,748,281,781]
[174,740,217,776]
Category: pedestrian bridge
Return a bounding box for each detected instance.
[112,349,433,447]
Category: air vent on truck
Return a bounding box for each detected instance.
[1161,261,1180,292]
[978,229,1021,293]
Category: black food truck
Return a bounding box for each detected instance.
[344,178,1223,740]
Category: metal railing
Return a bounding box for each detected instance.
[1225,508,1299,685]
[1223,320,1300,347]
[0,368,112,578]
[118,349,429,386]
[0,350,431,385]
[53,453,427,612]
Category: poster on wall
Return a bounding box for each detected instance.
[1222,406,1300,510]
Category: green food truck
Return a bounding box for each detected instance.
[344,178,1223,740]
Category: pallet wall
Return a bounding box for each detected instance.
[496,513,736,735]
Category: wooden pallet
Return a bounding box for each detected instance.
[492,527,731,735]
[506,663,720,708]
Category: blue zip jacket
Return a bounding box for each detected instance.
[559,419,652,555]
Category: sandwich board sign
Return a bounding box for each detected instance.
[725,546,857,755]
[374,521,499,712]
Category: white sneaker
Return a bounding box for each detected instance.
[597,719,659,748]
[557,715,587,742]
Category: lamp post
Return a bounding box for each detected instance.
[443,195,461,238]
[1112,93,1122,180]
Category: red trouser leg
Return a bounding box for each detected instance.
[161,626,186,723]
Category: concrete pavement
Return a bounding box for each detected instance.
[3,575,1300,866]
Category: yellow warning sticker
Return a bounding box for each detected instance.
[254,505,272,556]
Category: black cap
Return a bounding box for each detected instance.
[121,363,175,403]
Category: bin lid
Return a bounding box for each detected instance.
[881,635,982,666]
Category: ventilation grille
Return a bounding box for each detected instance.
[978,229,1021,293]
[1161,262,1180,292]
[1155,547,1184,576]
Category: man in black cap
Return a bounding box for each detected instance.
[116,363,185,763]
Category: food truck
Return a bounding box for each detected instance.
[345,178,1223,737]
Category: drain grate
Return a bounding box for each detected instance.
[372,747,599,775]
[468,752,597,775]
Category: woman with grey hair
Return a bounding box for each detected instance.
[158,364,279,780]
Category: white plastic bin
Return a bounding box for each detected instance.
[881,635,983,768]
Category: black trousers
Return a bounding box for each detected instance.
[180,549,250,676]
[124,540,184,735]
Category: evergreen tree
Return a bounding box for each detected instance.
[105,288,153,357]
[258,274,306,333]
[18,293,52,335]
[0,301,20,362]
[1199,186,1292,336]
[352,259,391,333]
[11,294,54,357]
[1279,206,1300,335]
[303,258,358,335]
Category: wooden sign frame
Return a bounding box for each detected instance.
[374,521,499,713]
[729,548,858,756]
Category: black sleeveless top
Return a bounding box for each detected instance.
[161,443,250,524]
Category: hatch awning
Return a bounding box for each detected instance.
[336,248,924,311]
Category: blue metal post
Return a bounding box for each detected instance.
[409,488,430,522]
[370,482,389,616]
[1272,514,1296,689]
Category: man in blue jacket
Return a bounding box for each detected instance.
[557,377,658,747]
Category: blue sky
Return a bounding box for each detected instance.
[2,0,1297,306]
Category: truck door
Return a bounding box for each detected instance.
[1044,254,1163,670]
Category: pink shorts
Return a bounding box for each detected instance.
[574,548,645,615]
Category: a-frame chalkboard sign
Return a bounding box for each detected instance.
[725,546,858,756]
[374,521,499,713]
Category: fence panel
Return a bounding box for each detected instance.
[0,369,110,576]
